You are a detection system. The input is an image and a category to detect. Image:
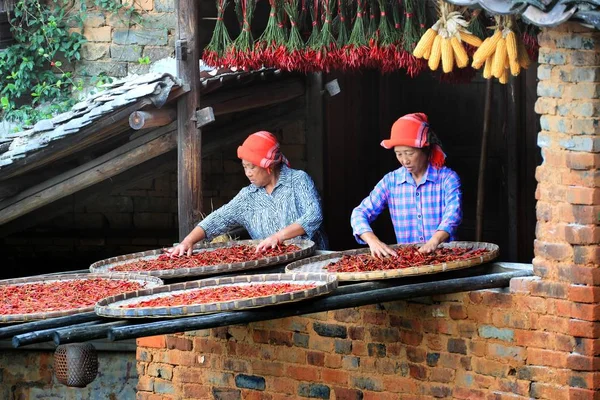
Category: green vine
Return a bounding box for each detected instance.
[0,0,141,129]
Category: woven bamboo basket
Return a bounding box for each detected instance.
[95,273,337,318]
[285,241,499,281]
[89,239,315,279]
[0,273,163,323]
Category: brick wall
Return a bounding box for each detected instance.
[136,23,600,400]
[0,350,137,398]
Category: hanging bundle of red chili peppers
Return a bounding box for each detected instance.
[282,0,305,71]
[314,0,337,71]
[110,243,301,272]
[341,0,369,69]
[326,246,490,273]
[225,0,258,70]
[256,0,287,67]
[372,0,396,73]
[304,0,321,72]
[203,0,233,67]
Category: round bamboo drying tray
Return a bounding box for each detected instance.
[0,273,164,323]
[89,239,316,279]
[95,273,338,318]
[285,241,499,281]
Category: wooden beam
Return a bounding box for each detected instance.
[506,77,520,261]
[202,78,305,117]
[176,0,202,241]
[305,73,324,194]
[129,109,177,130]
[0,123,177,225]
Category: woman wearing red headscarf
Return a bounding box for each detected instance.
[351,113,462,257]
[168,131,327,256]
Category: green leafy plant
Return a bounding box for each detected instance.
[0,0,141,129]
[138,56,151,65]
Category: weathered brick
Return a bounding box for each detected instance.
[449,305,468,320]
[367,343,386,357]
[399,330,423,346]
[235,374,265,391]
[538,47,567,64]
[406,346,426,363]
[535,98,558,115]
[447,338,467,355]
[471,358,509,378]
[332,387,363,400]
[408,363,428,381]
[81,43,110,61]
[567,187,600,205]
[530,280,568,299]
[113,29,169,45]
[334,339,352,354]
[333,309,361,323]
[298,383,331,399]
[534,240,573,261]
[561,136,600,153]
[307,351,325,366]
[487,343,526,363]
[538,81,565,98]
[527,348,568,368]
[348,326,365,340]
[567,355,600,371]
[212,387,241,400]
[165,336,192,351]
[110,44,143,62]
[153,379,174,394]
[369,327,399,343]
[293,332,309,348]
[147,363,173,380]
[478,325,514,342]
[154,0,174,11]
[137,335,166,349]
[570,119,600,135]
[313,322,347,338]
[530,382,568,399]
[83,26,112,42]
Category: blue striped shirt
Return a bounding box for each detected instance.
[351,164,462,244]
[199,165,328,249]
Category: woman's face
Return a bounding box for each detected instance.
[394,145,428,175]
[242,160,270,187]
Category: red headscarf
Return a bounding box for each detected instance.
[380,113,446,168]
[237,131,290,173]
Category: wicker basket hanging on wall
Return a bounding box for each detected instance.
[54,343,98,388]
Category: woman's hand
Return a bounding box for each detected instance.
[419,238,440,254]
[165,240,194,257]
[256,234,281,253]
[360,233,396,258]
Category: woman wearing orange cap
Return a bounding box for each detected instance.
[168,131,327,256]
[351,113,462,257]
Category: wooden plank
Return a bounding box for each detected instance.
[0,129,177,225]
[0,99,152,182]
[305,73,324,194]
[176,0,202,241]
[475,79,493,242]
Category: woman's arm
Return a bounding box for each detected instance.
[166,226,207,256]
[257,171,322,251]
[351,176,390,244]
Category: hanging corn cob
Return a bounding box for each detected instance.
[413,1,481,73]
[472,16,532,84]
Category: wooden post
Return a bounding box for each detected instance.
[506,77,520,261]
[175,0,203,241]
[475,79,493,242]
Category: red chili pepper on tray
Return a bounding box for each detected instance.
[110,244,301,272]
[0,279,146,315]
[326,246,489,273]
[121,283,316,308]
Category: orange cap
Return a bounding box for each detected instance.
[380,112,430,149]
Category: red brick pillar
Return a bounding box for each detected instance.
[533,23,600,399]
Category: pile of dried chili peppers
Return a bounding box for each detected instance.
[110,243,301,272]
[326,246,490,273]
[121,282,315,308]
[0,279,147,315]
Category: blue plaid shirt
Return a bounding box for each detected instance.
[199,165,328,249]
[351,164,462,244]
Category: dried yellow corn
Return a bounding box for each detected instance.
[483,54,494,79]
[499,68,509,84]
[414,28,438,59]
[472,30,502,67]
[423,43,432,60]
[509,59,521,76]
[517,40,531,69]
[492,38,507,79]
[428,34,442,71]
[505,30,518,62]
[441,37,454,73]
[459,31,483,47]
[451,37,469,68]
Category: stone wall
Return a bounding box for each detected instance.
[135,23,600,400]
[75,0,176,80]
